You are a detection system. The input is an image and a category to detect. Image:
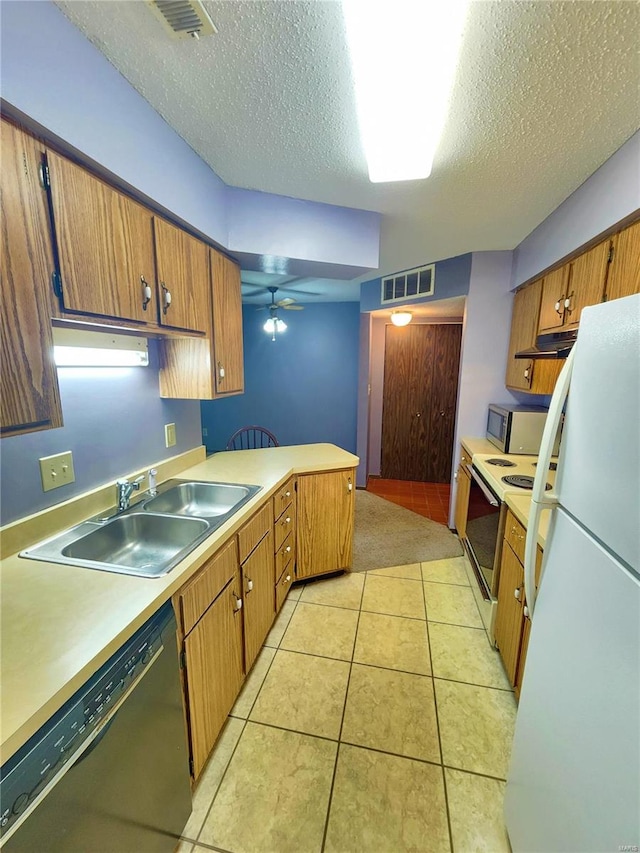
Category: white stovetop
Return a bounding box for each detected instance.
[472,452,557,503]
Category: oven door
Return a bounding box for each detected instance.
[462,465,504,600]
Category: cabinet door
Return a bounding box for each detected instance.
[563,238,609,328]
[211,249,244,395]
[606,221,640,302]
[183,573,244,779]
[538,265,570,332]
[242,530,275,671]
[506,280,542,391]
[1,122,63,435]
[454,464,471,537]
[153,217,210,334]
[514,610,532,700]
[494,543,525,685]
[47,150,156,323]
[296,469,355,579]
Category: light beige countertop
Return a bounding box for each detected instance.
[505,493,552,550]
[460,436,498,457]
[0,443,358,762]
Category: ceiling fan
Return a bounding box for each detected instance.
[259,287,303,341]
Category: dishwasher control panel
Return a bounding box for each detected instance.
[0,603,172,842]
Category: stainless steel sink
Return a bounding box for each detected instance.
[20,479,262,578]
[61,513,209,576]
[141,481,259,519]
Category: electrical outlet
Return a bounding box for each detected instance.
[39,451,75,493]
[202,427,208,437]
[165,423,177,448]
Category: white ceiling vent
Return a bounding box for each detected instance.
[147,0,217,39]
[381,264,435,304]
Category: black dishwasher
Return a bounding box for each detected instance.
[0,602,192,852]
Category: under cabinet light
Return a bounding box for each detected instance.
[53,328,149,367]
[341,0,469,183]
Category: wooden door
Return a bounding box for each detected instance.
[606,221,640,302]
[296,469,355,579]
[564,238,609,327]
[538,265,570,333]
[153,217,210,333]
[242,530,275,671]
[381,323,462,482]
[211,249,244,394]
[1,122,63,435]
[494,543,525,686]
[183,572,244,779]
[454,464,471,538]
[505,280,542,391]
[47,150,156,323]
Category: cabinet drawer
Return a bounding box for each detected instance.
[275,563,294,612]
[238,501,273,564]
[274,501,296,551]
[274,478,295,520]
[275,532,294,579]
[177,538,238,636]
[505,510,526,564]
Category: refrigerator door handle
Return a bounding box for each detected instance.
[525,347,575,616]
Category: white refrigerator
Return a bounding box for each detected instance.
[504,294,640,852]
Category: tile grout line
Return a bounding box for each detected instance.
[420,561,455,853]
[319,570,366,852]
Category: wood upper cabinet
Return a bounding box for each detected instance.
[539,239,609,333]
[183,571,244,780]
[153,217,210,334]
[211,249,244,395]
[506,280,543,391]
[296,469,355,579]
[1,122,63,436]
[606,220,640,302]
[46,150,157,324]
[242,530,275,671]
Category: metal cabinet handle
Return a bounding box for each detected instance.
[554,295,565,316]
[141,275,152,311]
[161,283,172,315]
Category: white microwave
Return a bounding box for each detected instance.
[486,404,557,455]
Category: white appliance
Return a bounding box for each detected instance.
[504,294,640,852]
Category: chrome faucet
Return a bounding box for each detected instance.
[116,475,145,513]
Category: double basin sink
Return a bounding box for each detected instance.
[21,480,262,578]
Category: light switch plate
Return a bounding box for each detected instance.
[39,451,75,492]
[165,423,177,448]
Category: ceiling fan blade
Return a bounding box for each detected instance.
[282,304,304,310]
[277,297,297,306]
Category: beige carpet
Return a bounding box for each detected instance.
[351,490,463,573]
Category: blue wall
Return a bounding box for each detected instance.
[360,253,472,312]
[201,304,360,454]
[1,341,202,526]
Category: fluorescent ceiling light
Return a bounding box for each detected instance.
[342,0,469,183]
[390,311,413,327]
[53,327,149,367]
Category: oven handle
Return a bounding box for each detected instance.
[468,466,500,507]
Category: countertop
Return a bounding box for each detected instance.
[0,443,358,762]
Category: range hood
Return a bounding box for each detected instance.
[515,329,578,360]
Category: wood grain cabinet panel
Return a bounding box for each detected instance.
[296,469,355,579]
[1,122,63,436]
[177,538,238,636]
[607,220,640,302]
[238,501,273,564]
[506,280,543,391]
[454,462,471,538]
[274,502,296,551]
[242,530,275,671]
[183,572,244,780]
[538,266,570,333]
[494,543,525,685]
[47,150,156,324]
[153,217,210,334]
[563,238,610,328]
[211,249,244,395]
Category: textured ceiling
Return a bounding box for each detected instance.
[55,0,640,298]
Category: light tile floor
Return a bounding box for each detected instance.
[177,558,514,853]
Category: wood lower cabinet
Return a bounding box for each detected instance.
[183,571,244,779]
[46,149,158,325]
[153,217,210,334]
[495,509,543,696]
[296,469,355,579]
[607,220,640,301]
[453,449,471,537]
[242,530,275,671]
[1,121,63,436]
